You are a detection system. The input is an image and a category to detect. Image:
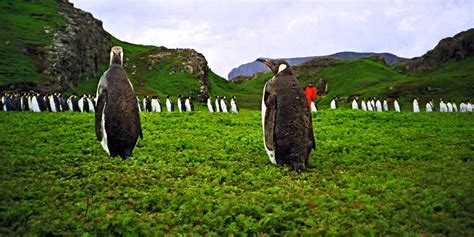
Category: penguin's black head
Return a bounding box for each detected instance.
[256,58,292,76]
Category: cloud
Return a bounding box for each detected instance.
[71,0,474,78]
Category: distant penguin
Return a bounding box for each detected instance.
[21,93,30,111]
[439,99,447,112]
[367,98,374,111]
[30,94,41,112]
[53,94,61,112]
[185,96,193,112]
[82,95,90,113]
[426,99,434,112]
[166,96,174,112]
[375,98,382,112]
[370,98,376,111]
[361,98,367,111]
[87,96,95,113]
[95,46,142,159]
[177,95,184,112]
[136,96,142,113]
[383,99,389,111]
[467,99,473,112]
[36,94,47,112]
[257,58,315,172]
[78,96,85,112]
[310,100,318,112]
[145,96,153,112]
[460,100,467,112]
[394,98,401,112]
[220,96,229,113]
[207,97,214,112]
[352,98,359,110]
[447,101,453,112]
[151,96,161,112]
[230,96,239,113]
[452,101,458,112]
[44,95,52,112]
[215,96,221,112]
[330,96,338,109]
[49,94,57,112]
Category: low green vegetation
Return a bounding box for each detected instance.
[1,110,473,235]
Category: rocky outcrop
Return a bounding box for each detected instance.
[405,28,474,72]
[41,0,112,92]
[139,48,210,101]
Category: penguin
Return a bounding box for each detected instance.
[166,95,174,112]
[136,96,142,113]
[185,95,194,112]
[58,93,68,112]
[352,98,359,110]
[447,100,453,112]
[361,98,367,111]
[87,95,95,113]
[452,100,458,112]
[394,98,401,112]
[310,100,318,112]
[72,95,81,112]
[460,100,467,112]
[439,98,447,112]
[145,96,152,112]
[215,96,221,112]
[230,96,239,113]
[367,98,373,111]
[78,95,85,112]
[151,96,161,112]
[53,94,61,112]
[44,94,52,112]
[383,98,389,111]
[370,98,376,111]
[220,96,229,113]
[30,93,41,112]
[426,99,434,112]
[466,99,473,112]
[48,94,56,112]
[257,58,315,172]
[95,46,142,159]
[36,93,47,112]
[21,93,30,112]
[177,95,184,112]
[330,96,338,109]
[82,95,90,113]
[207,97,214,112]
[375,98,382,112]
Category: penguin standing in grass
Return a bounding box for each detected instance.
[394,98,401,112]
[166,95,174,112]
[207,97,214,112]
[215,96,221,112]
[361,98,367,111]
[330,96,338,109]
[257,58,315,172]
[151,96,161,112]
[220,96,229,113]
[95,46,142,159]
[375,98,382,112]
[230,96,239,113]
[352,98,359,110]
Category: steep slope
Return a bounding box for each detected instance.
[0,0,214,101]
[228,52,406,80]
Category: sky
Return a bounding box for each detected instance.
[70,0,473,78]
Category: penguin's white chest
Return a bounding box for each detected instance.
[100,102,110,155]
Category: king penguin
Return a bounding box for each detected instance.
[95,46,142,159]
[257,58,315,172]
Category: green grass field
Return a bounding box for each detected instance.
[1,109,473,235]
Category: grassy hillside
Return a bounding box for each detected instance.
[1,110,473,235]
[225,57,474,110]
[0,0,65,85]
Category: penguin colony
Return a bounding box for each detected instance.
[2,50,472,171]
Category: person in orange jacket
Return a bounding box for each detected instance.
[304,82,317,109]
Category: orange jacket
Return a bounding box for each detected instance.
[304,85,317,107]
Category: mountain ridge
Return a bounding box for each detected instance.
[227,52,407,80]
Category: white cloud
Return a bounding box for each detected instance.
[70,0,474,78]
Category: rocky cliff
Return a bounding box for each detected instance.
[40,0,112,92]
[405,28,474,72]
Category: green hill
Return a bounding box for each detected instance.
[1,1,473,110]
[224,57,474,110]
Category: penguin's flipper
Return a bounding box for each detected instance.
[263,83,277,153]
[95,89,107,141]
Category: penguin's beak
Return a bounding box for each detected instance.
[256,58,273,68]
